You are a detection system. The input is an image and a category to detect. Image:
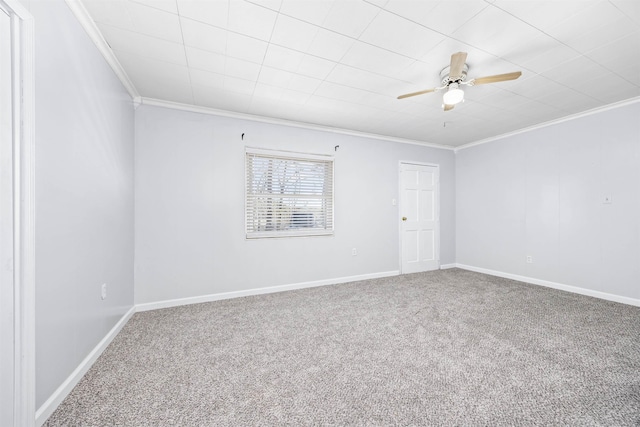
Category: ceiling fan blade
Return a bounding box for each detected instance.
[449,52,468,80]
[397,88,437,99]
[472,71,522,85]
[443,104,455,111]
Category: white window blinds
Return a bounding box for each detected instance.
[246,149,334,238]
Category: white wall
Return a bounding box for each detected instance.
[456,101,640,301]
[134,105,455,304]
[25,0,135,408]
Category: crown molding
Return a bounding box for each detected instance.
[454,96,640,153]
[64,0,139,100]
[139,97,455,151]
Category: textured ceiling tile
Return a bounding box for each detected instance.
[246,0,283,12]
[326,64,406,97]
[610,0,640,23]
[98,23,187,66]
[541,55,610,88]
[503,34,581,75]
[262,44,305,73]
[180,17,227,54]
[223,75,257,95]
[130,0,178,14]
[227,0,278,41]
[270,14,320,52]
[314,81,369,104]
[189,68,225,90]
[478,89,533,111]
[321,0,380,38]
[458,100,510,122]
[492,0,597,33]
[257,66,294,88]
[279,88,311,104]
[296,54,337,80]
[115,50,192,102]
[506,74,566,100]
[398,97,443,116]
[536,88,601,113]
[516,100,569,122]
[253,82,286,100]
[225,32,269,64]
[176,0,228,28]
[544,1,636,51]
[359,11,444,60]
[452,6,542,58]
[306,28,355,62]
[224,57,262,81]
[83,0,134,28]
[287,74,322,94]
[366,0,389,8]
[360,91,398,111]
[185,46,226,74]
[116,50,191,84]
[124,1,183,42]
[585,32,640,86]
[577,73,640,103]
[340,41,415,78]
[413,0,489,34]
[279,0,334,26]
[550,11,639,54]
[394,60,438,89]
[382,1,440,27]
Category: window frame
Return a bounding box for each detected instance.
[245,147,335,239]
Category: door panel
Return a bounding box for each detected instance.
[421,190,434,221]
[403,231,418,263]
[405,189,418,219]
[400,163,439,273]
[421,230,435,260]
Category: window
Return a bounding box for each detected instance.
[245,148,334,238]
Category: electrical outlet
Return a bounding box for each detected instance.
[352,248,357,256]
[101,283,107,300]
[526,256,533,264]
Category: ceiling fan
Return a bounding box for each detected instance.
[397,52,522,111]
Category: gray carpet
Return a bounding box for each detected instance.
[45,269,640,426]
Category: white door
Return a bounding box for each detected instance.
[400,163,439,274]
[0,7,15,426]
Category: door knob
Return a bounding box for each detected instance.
[402,217,407,221]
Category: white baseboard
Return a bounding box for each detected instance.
[136,270,401,312]
[439,263,457,270]
[35,306,136,426]
[455,264,640,307]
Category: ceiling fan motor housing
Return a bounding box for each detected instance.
[440,63,469,85]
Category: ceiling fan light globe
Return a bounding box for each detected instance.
[443,87,464,105]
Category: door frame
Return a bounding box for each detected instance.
[0,0,35,425]
[398,161,440,274]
